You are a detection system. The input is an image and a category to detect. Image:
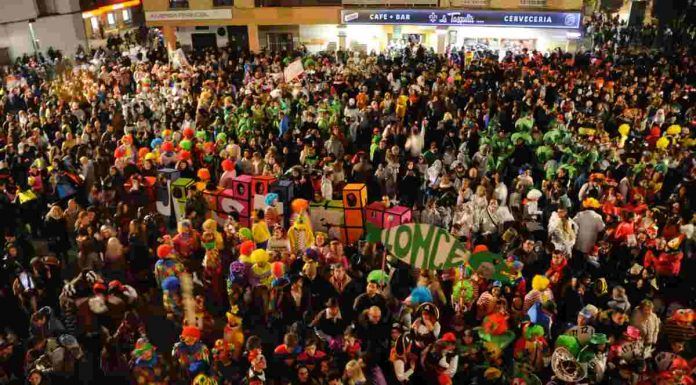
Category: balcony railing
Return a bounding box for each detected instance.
[341,0,438,6]
[447,0,489,6]
[255,0,341,6]
[519,0,547,7]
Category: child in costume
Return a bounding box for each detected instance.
[238,240,255,266]
[513,323,549,372]
[130,337,168,385]
[172,326,210,383]
[524,275,554,313]
[202,234,224,308]
[162,276,183,322]
[249,249,272,288]
[192,295,215,345]
[252,210,271,249]
[154,244,185,287]
[202,219,224,251]
[223,308,245,361]
[244,348,267,385]
[172,220,201,269]
[219,159,236,189]
[288,199,315,254]
[263,193,281,230]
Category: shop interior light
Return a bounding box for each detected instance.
[82,0,140,19]
[566,31,581,39]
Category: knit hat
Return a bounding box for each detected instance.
[181,326,201,340]
[239,227,253,241]
[222,159,235,172]
[133,337,154,358]
[157,244,172,259]
[240,240,255,256]
[440,332,457,344]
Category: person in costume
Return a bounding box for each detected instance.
[244,349,267,385]
[288,213,315,255]
[192,295,215,345]
[249,249,272,288]
[477,281,504,320]
[643,236,684,277]
[202,234,224,308]
[218,159,236,189]
[513,323,549,372]
[421,332,459,385]
[162,276,183,322]
[263,193,281,230]
[524,275,554,313]
[153,244,185,287]
[172,219,201,268]
[130,337,168,385]
[252,210,271,250]
[171,326,210,383]
[266,225,290,255]
[222,308,245,361]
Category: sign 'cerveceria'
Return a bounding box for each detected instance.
[366,223,470,270]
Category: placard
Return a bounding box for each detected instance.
[283,59,304,82]
[366,223,469,269]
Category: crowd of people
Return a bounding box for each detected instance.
[0,10,694,385]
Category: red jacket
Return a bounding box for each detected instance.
[644,250,683,276]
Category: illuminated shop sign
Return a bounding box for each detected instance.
[340,9,581,29]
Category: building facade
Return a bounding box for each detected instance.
[142,0,585,54]
[0,0,147,62]
[80,0,145,42]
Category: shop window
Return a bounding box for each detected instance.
[519,0,546,6]
[170,0,189,8]
[213,0,234,5]
[122,9,131,23]
[107,12,116,26]
[90,16,100,34]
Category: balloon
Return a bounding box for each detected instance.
[656,136,669,150]
[618,124,630,137]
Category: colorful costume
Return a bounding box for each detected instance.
[172,326,210,379]
[154,244,185,287]
[131,338,168,385]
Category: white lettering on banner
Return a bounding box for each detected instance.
[450,13,475,24]
[504,15,553,23]
[145,9,232,21]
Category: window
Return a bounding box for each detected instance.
[90,16,100,34]
[170,0,189,8]
[122,9,131,23]
[213,0,234,5]
[107,12,116,26]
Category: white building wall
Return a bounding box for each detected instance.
[299,25,338,53]
[0,13,87,59]
[0,0,39,24]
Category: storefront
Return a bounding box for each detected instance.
[333,9,583,55]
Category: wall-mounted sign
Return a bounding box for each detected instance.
[145,9,232,22]
[340,9,582,29]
